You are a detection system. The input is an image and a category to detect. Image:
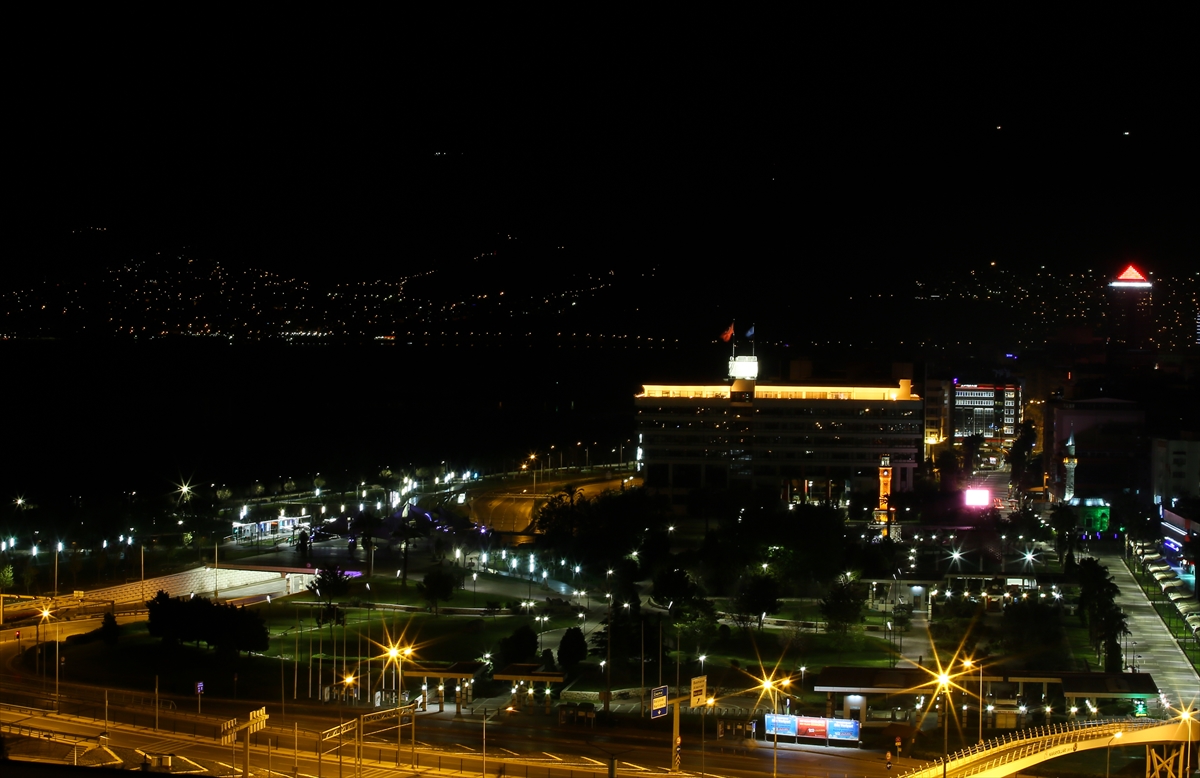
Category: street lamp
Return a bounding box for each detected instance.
[963,658,983,743]
[1105,730,1122,778]
[41,608,60,709]
[762,678,779,778]
[702,696,714,778]
[387,645,412,702]
[938,673,950,778]
[1180,709,1193,778]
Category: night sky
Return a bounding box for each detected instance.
[11,17,1194,291]
[3,13,1197,521]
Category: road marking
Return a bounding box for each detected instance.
[455,743,478,752]
[581,756,605,765]
[621,762,649,771]
[499,748,519,756]
[543,752,563,761]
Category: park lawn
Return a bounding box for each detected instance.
[1062,621,1098,672]
[61,608,584,708]
[566,626,895,705]
[709,599,826,623]
[254,603,576,663]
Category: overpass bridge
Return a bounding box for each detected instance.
[899,717,1197,778]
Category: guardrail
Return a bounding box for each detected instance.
[899,717,1169,778]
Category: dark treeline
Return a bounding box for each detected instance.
[145,590,269,659]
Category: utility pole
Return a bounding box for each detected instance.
[603,597,612,712]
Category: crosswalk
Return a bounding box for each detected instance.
[139,736,192,753]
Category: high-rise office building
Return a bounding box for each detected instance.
[951,381,1022,446]
[1107,264,1154,349]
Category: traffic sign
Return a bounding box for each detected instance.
[690,675,707,708]
[650,685,668,719]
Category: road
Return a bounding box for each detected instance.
[0,693,909,778]
[468,474,640,535]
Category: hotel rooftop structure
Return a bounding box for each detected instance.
[635,356,923,508]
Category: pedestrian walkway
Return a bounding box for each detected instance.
[1097,551,1199,705]
[886,558,1197,707]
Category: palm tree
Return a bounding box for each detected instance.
[1076,557,1122,658]
[961,433,985,474]
[1050,503,1079,568]
[1098,603,1129,672]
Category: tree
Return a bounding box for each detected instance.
[498,624,538,667]
[308,565,351,604]
[146,590,185,648]
[819,577,868,636]
[419,565,458,615]
[392,513,424,588]
[652,566,706,615]
[1006,421,1037,490]
[935,448,961,491]
[20,558,37,594]
[1050,503,1079,568]
[353,509,384,556]
[532,486,591,547]
[1076,557,1121,658]
[1000,599,1067,670]
[732,573,781,631]
[1097,603,1129,673]
[0,565,13,609]
[100,612,120,646]
[961,434,985,475]
[308,565,352,638]
[218,604,269,658]
[557,626,588,673]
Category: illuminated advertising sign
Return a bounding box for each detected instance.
[1110,265,1152,288]
[827,718,861,741]
[795,716,828,737]
[964,489,991,507]
[764,714,798,736]
[764,714,860,741]
[728,356,759,380]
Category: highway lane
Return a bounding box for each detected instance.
[1,694,907,778]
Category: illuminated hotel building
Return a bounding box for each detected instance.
[1107,264,1154,349]
[634,357,922,507]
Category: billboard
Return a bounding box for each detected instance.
[763,715,860,742]
[764,714,799,736]
[964,488,991,507]
[827,718,861,741]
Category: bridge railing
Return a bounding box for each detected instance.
[899,717,1163,778]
